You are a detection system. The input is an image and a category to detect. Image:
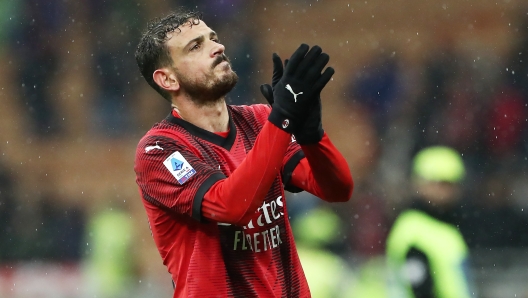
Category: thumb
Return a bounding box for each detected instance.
[260,84,274,105]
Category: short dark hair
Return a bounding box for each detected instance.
[135,10,202,101]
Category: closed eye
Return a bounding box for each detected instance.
[190,42,201,51]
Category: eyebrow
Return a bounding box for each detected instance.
[183,30,218,51]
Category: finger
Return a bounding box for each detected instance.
[304,53,330,82]
[260,84,274,105]
[312,67,335,93]
[296,45,322,76]
[284,44,309,75]
[271,53,284,87]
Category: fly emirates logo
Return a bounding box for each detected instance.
[233,196,284,252]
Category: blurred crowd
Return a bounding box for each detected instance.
[1,0,528,297]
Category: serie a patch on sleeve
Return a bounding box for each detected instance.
[163,151,197,185]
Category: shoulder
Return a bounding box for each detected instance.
[135,121,192,160]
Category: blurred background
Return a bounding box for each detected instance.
[1,0,528,297]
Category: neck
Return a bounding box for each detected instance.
[172,96,229,133]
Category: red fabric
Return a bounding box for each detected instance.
[215,130,230,137]
[202,121,291,225]
[135,105,310,298]
[486,87,526,156]
[290,133,353,202]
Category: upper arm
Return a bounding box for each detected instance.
[134,135,225,221]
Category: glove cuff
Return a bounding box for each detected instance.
[268,106,302,134]
[295,128,324,145]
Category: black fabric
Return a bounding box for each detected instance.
[266,44,333,133]
[406,247,434,298]
[165,111,237,151]
[409,199,463,227]
[192,172,226,221]
[295,99,324,145]
[282,150,305,193]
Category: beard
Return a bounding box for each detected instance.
[176,55,238,106]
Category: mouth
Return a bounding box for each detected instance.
[212,55,229,69]
[214,60,231,72]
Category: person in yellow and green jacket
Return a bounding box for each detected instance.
[386,146,475,298]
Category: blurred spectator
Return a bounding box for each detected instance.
[386,146,474,298]
[84,206,135,298]
[349,50,404,136]
[461,170,528,249]
[2,188,85,261]
[482,86,526,165]
[0,0,21,53]
[14,0,67,137]
[0,160,17,260]
[345,182,389,258]
[436,77,484,157]
[506,11,528,97]
[484,11,528,171]
[292,207,356,298]
[353,256,388,298]
[89,0,145,137]
[410,44,460,153]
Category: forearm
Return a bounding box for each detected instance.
[202,121,291,225]
[292,133,353,202]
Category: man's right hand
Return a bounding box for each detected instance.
[265,44,334,133]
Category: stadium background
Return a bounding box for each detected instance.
[1,0,528,297]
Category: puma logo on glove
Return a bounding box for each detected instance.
[263,44,334,133]
[285,84,303,102]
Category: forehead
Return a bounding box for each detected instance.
[167,20,213,49]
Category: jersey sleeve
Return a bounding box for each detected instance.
[201,121,292,225]
[289,133,353,202]
[281,137,305,193]
[248,104,305,192]
[134,133,225,221]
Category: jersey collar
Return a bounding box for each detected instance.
[165,108,237,151]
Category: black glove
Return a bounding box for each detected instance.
[261,52,330,143]
[265,44,334,133]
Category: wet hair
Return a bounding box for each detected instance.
[135,10,202,101]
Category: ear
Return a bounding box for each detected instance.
[153,68,180,93]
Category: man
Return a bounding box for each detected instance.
[134,10,353,297]
[386,146,474,298]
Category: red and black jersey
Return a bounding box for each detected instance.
[134,104,310,297]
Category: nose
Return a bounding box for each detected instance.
[211,42,225,58]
